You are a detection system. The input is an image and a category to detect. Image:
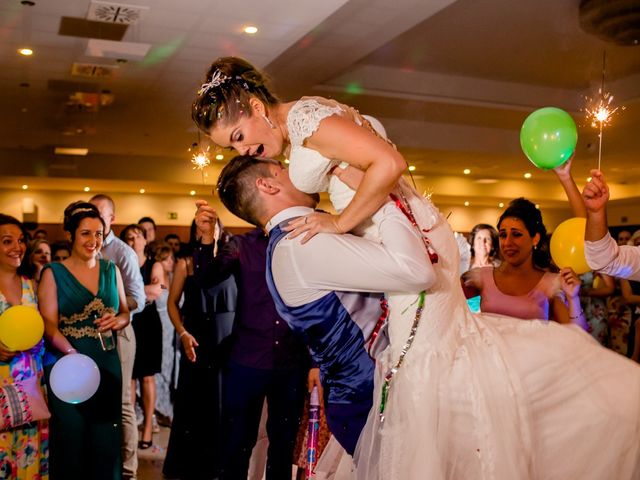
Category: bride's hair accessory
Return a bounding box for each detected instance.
[198,70,229,95]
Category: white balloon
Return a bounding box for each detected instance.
[362,114,388,140]
[49,353,101,404]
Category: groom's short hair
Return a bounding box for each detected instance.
[216,155,280,227]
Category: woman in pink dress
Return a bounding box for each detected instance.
[463,198,586,327]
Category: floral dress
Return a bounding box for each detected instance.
[0,277,48,479]
[579,271,609,346]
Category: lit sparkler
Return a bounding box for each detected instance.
[583,51,625,170]
[189,142,210,184]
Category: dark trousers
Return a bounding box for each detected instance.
[218,361,307,480]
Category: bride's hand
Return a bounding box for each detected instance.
[283,212,343,244]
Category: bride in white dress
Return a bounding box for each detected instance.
[192,57,640,479]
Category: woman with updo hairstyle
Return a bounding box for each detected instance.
[463,198,586,327]
[38,201,129,479]
[468,223,500,270]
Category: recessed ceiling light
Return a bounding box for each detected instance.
[139,188,145,194]
[464,201,470,207]
[18,48,33,56]
[54,147,89,156]
[463,168,471,175]
[243,25,258,34]
[189,190,196,196]
[83,186,91,192]
[408,165,416,172]
[215,154,224,160]
[523,172,532,179]
[498,202,504,208]
[284,159,290,164]
[22,184,28,190]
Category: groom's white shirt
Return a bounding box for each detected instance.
[586,232,640,281]
[266,201,435,307]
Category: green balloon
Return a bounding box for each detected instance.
[520,107,578,170]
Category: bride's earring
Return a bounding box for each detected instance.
[262,114,276,129]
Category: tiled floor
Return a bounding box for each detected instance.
[137,426,170,480]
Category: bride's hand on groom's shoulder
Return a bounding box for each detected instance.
[284,212,343,244]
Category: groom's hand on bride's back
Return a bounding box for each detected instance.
[194,200,218,244]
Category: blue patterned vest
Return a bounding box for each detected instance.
[266,222,382,405]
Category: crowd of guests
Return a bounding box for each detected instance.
[1,172,638,479]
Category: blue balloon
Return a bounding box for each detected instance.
[49,353,100,404]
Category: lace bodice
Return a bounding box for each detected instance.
[286,98,350,210]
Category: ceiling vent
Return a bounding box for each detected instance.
[71,62,119,79]
[59,16,128,41]
[579,0,640,45]
[87,1,149,25]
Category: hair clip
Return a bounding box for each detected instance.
[198,70,229,95]
[70,207,95,216]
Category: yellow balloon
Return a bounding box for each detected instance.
[550,217,590,274]
[0,305,45,351]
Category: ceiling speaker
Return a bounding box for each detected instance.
[579,0,640,45]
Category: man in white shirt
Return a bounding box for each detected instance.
[583,170,640,281]
[90,194,146,480]
[196,156,435,455]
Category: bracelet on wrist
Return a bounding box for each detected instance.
[569,310,585,320]
[179,330,189,339]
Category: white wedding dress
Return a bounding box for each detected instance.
[286,97,640,480]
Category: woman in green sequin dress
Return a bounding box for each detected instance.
[38,202,130,480]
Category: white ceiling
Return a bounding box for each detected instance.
[0,0,639,210]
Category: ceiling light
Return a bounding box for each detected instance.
[498,202,504,208]
[54,147,89,156]
[523,172,532,179]
[587,176,592,182]
[284,159,290,164]
[215,154,224,160]
[408,165,416,172]
[464,201,470,207]
[18,48,33,56]
[189,190,196,196]
[535,204,540,209]
[139,188,145,194]
[22,184,28,190]
[243,26,258,34]
[83,186,91,192]
[463,168,471,175]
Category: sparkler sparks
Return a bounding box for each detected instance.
[584,91,623,128]
[189,142,210,183]
[582,52,625,170]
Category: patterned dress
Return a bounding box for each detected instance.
[44,260,122,480]
[0,277,48,479]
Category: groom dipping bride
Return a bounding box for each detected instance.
[194,153,640,480]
